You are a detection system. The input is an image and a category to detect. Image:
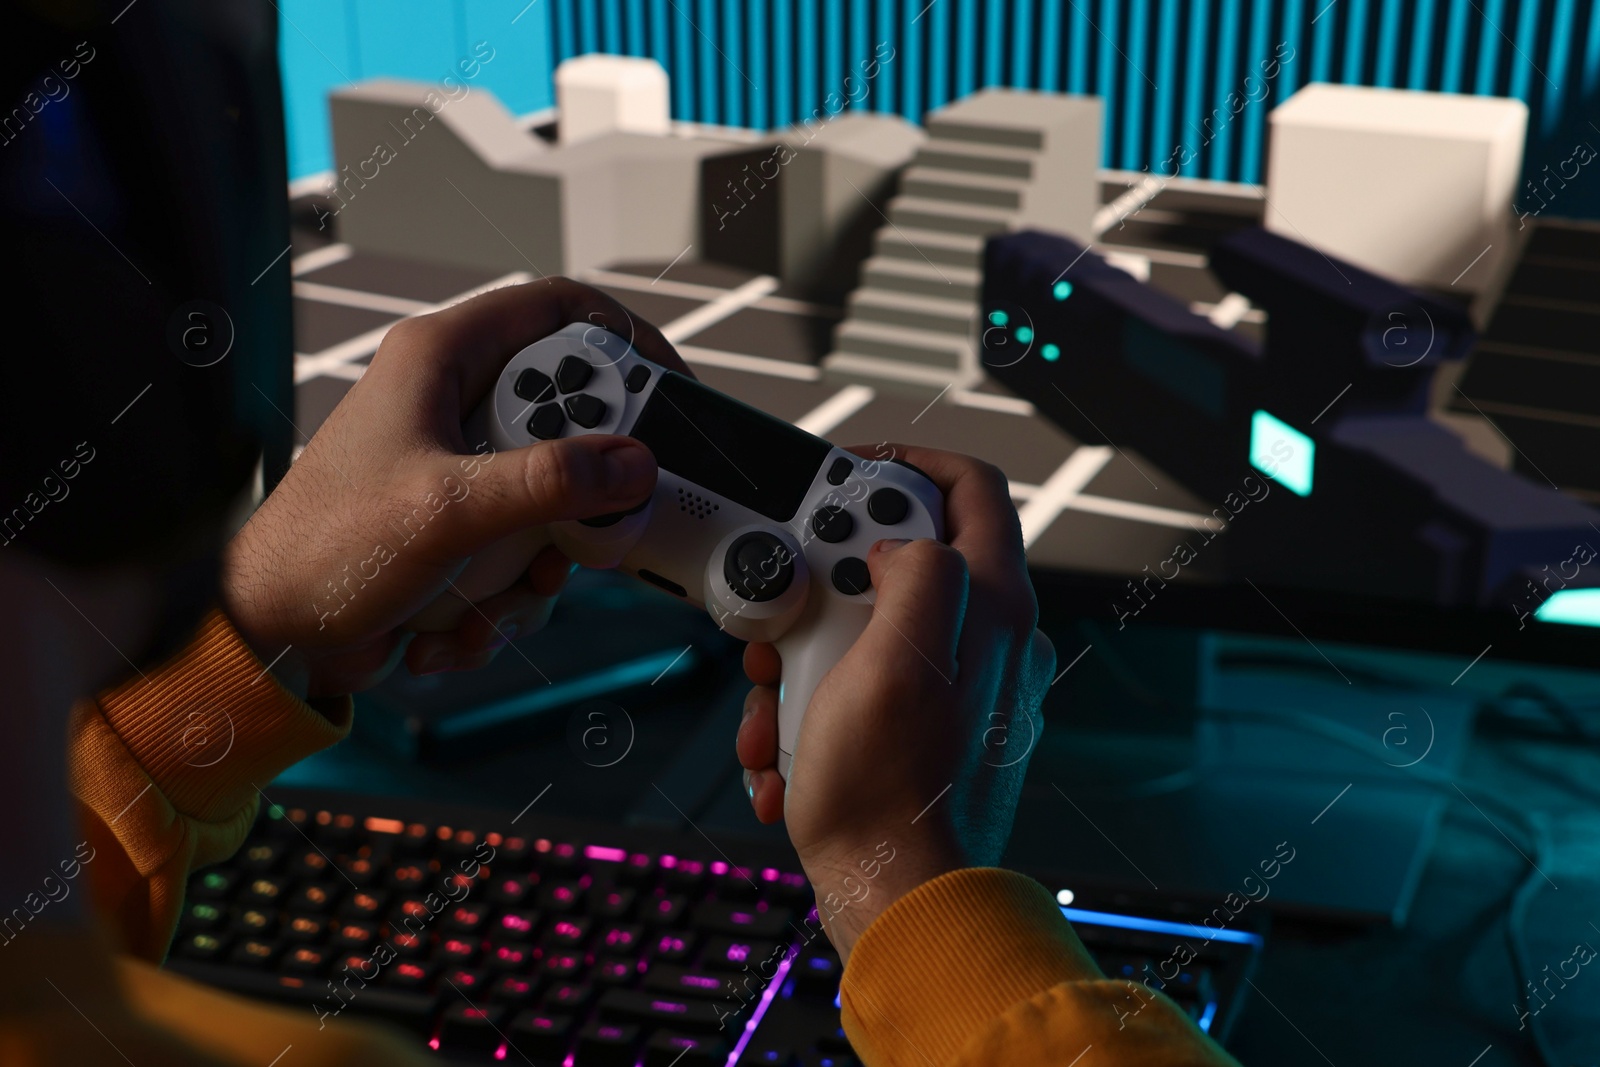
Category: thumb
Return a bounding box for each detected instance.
[848,538,968,688]
[437,436,656,553]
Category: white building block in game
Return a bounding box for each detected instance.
[1265,84,1526,292]
[556,54,670,145]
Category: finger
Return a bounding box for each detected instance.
[737,685,779,770]
[746,766,785,824]
[847,537,969,691]
[743,642,781,687]
[380,277,691,422]
[431,434,657,554]
[846,443,1035,639]
[405,580,558,674]
[527,545,577,597]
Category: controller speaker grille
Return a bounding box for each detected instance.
[676,487,720,519]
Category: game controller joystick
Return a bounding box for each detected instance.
[411,322,945,779]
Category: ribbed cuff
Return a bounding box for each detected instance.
[841,868,1102,1067]
[77,609,351,824]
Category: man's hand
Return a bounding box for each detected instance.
[735,445,1055,960]
[222,278,687,699]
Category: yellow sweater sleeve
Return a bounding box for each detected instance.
[0,609,436,1067]
[68,608,352,960]
[841,868,1243,1067]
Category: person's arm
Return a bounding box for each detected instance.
[71,278,686,960]
[69,608,352,961]
[841,869,1240,1066]
[735,445,1240,1066]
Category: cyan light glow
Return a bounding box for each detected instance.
[1058,905,1263,946]
[1249,409,1314,497]
[1016,325,1034,343]
[988,309,1008,327]
[1535,589,1600,627]
[1042,343,1061,361]
[1053,280,1074,300]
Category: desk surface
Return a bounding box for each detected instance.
[275,602,1600,1066]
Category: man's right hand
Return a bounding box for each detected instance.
[735,445,1056,960]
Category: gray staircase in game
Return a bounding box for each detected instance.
[822,90,1102,393]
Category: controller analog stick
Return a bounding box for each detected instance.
[724,532,795,603]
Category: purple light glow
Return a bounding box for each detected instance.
[726,947,798,1066]
[584,845,628,863]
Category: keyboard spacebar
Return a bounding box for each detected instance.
[167,962,439,1027]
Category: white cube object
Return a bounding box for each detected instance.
[1264,84,1526,291]
[556,54,670,145]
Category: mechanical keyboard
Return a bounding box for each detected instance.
[167,789,1262,1064]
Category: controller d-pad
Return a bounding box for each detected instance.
[564,393,607,428]
[514,368,555,404]
[556,355,594,393]
[826,457,853,486]
[867,487,909,525]
[625,365,651,393]
[811,505,852,544]
[527,404,566,440]
[724,532,795,603]
[832,557,871,596]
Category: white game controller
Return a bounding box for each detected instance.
[412,323,945,780]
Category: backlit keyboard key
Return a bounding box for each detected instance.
[597,989,726,1034]
[594,888,636,918]
[703,936,780,972]
[508,1010,573,1060]
[494,908,541,939]
[282,945,329,975]
[539,881,585,912]
[653,931,696,962]
[692,901,793,939]
[436,1003,503,1053]
[542,982,594,1013]
[643,966,730,1000]
[490,975,540,1007]
[645,1031,728,1067]
[575,1020,640,1066]
[386,961,435,990]
[487,942,537,972]
[643,894,688,926]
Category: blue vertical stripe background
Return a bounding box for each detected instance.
[279,0,1600,219]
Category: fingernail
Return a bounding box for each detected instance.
[602,440,654,493]
[875,538,912,554]
[747,770,761,799]
[742,769,753,798]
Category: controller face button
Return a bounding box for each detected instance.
[826,457,853,485]
[831,557,871,596]
[556,355,594,393]
[564,393,607,428]
[724,532,795,603]
[625,365,651,393]
[514,368,556,404]
[811,505,853,544]
[867,487,909,526]
[527,403,566,440]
